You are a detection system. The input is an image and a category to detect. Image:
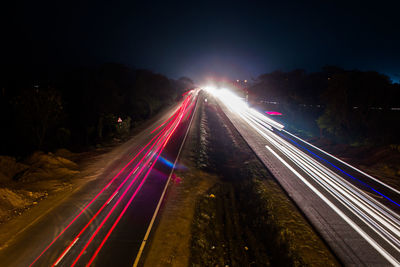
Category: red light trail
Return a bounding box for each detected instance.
[29,92,196,267]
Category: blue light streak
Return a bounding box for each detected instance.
[159,156,174,168]
[278,132,400,208]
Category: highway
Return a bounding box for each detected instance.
[2,85,399,266]
[208,88,400,266]
[0,89,198,267]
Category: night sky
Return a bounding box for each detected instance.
[3,0,400,83]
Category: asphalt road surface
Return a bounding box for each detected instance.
[3,86,399,266]
[211,89,400,266]
[0,90,198,267]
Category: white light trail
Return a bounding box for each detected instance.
[266,145,400,266]
[208,87,400,265]
[53,237,79,266]
[282,129,400,195]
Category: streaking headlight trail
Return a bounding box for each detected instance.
[205,87,400,265]
[205,87,284,130]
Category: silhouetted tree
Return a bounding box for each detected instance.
[14,87,64,149]
[0,63,190,156]
[317,70,393,142]
[250,67,398,144]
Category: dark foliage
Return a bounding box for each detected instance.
[250,67,400,145]
[0,63,193,156]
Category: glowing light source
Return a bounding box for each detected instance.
[203,86,217,95]
[215,89,400,265]
[208,87,284,130]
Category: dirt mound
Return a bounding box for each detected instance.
[0,188,46,222]
[0,188,27,212]
[54,148,76,160]
[0,156,29,183]
[21,152,79,182]
[0,151,79,223]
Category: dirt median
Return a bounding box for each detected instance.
[143,94,339,266]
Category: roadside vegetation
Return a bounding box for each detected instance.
[0,63,194,225]
[0,63,194,156]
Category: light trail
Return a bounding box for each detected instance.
[51,119,172,267]
[73,96,192,265]
[85,97,195,266]
[106,191,118,205]
[280,131,400,195]
[150,103,182,134]
[52,106,184,266]
[245,105,400,262]
[133,91,198,267]
[69,94,194,266]
[266,145,400,266]
[29,118,168,267]
[150,90,195,135]
[53,237,79,266]
[207,87,400,265]
[31,94,194,266]
[263,133,400,250]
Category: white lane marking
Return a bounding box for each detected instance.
[54,237,79,266]
[133,92,199,267]
[265,145,400,266]
[107,191,119,205]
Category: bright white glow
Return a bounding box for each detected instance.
[203,86,217,95]
[213,88,400,264]
[214,88,248,113]
[207,88,284,130]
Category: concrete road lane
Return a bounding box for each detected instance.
[213,93,400,266]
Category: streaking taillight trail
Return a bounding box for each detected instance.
[84,96,193,266]
[69,94,194,266]
[29,92,196,267]
[53,106,181,266]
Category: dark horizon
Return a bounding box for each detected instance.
[2,0,400,83]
